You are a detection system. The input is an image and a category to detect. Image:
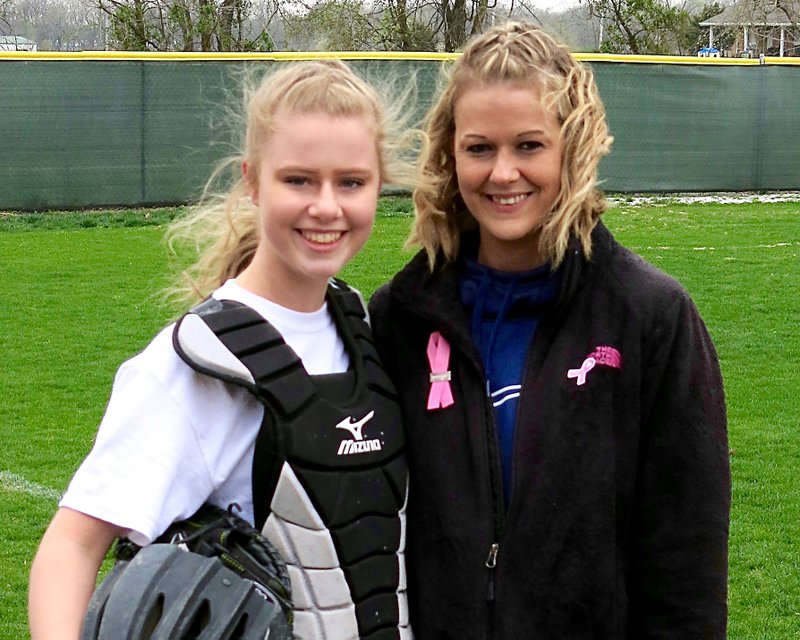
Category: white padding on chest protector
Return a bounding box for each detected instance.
[263,464,360,639]
[264,515,339,569]
[399,482,408,553]
[285,556,359,639]
[269,464,325,530]
[293,605,359,640]
[296,566,352,608]
[176,314,255,384]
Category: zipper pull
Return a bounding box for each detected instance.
[485,542,499,568]
[485,542,499,602]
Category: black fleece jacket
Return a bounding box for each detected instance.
[368,222,730,640]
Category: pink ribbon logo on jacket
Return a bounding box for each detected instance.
[567,345,622,386]
[426,331,454,410]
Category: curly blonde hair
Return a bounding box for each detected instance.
[166,59,418,305]
[410,22,613,270]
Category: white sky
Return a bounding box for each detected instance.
[503,0,584,19]
[532,0,582,12]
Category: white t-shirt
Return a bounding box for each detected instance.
[60,279,348,545]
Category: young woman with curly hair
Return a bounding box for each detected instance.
[369,22,730,639]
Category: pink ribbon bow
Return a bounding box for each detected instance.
[426,331,454,410]
[567,356,596,386]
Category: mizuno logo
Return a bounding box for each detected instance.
[336,410,374,441]
[338,439,382,455]
[336,410,382,456]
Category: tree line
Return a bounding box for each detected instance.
[0,0,750,55]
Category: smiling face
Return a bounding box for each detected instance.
[453,81,563,271]
[238,109,381,311]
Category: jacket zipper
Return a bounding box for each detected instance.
[483,380,504,638]
[486,542,499,601]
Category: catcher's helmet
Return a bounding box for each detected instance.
[81,543,291,640]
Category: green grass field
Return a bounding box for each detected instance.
[1,198,798,639]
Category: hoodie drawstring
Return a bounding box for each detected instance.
[471,273,518,384]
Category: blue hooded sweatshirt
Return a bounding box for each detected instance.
[459,257,562,503]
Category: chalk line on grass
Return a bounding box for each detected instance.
[608,191,800,206]
[0,471,61,501]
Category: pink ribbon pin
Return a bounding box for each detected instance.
[426,331,454,410]
[567,357,596,386]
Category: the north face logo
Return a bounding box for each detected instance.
[336,411,382,455]
[567,345,622,386]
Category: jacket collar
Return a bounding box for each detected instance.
[391,249,476,339]
[386,219,616,373]
[392,221,615,315]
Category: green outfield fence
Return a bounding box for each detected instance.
[2,51,800,210]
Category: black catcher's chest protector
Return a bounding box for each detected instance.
[173,280,411,640]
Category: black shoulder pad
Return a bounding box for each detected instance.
[328,278,368,324]
[173,299,316,415]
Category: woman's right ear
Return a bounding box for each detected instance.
[242,161,259,206]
